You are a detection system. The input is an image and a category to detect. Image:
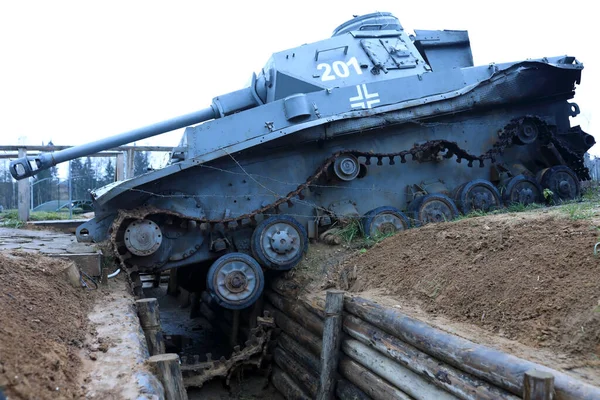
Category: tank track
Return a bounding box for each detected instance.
[110,115,588,386]
[179,311,275,388]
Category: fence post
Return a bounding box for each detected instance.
[126,148,134,179]
[316,290,344,400]
[136,298,166,356]
[17,148,30,222]
[68,160,73,219]
[147,353,188,400]
[116,153,125,181]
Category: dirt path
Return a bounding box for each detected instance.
[79,275,162,399]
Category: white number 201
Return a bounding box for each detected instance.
[317,57,363,81]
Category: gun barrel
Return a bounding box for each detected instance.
[9,106,216,180]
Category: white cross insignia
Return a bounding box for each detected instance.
[349,84,380,109]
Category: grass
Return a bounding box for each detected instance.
[337,219,364,245]
[333,217,406,254]
[561,202,597,220]
[331,182,600,250]
[0,209,88,228]
[454,202,546,221]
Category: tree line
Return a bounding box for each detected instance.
[0,151,152,210]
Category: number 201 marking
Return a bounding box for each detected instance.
[317,57,362,81]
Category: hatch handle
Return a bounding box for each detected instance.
[314,46,348,61]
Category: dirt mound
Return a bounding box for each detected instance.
[335,211,600,356]
[0,251,95,399]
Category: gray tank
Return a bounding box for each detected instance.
[10,12,595,309]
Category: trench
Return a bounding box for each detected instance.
[139,272,284,399]
[133,268,600,400]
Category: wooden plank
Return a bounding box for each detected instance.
[317,290,345,400]
[344,315,518,400]
[343,339,457,400]
[344,296,600,400]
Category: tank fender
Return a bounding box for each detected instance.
[76,213,116,243]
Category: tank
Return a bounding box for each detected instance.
[10,12,595,310]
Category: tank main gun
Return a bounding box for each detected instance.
[9,72,269,181]
[9,107,215,180]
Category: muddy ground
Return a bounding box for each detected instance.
[2,202,600,397]
[0,252,95,399]
[292,207,600,384]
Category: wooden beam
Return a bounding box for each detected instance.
[316,290,344,400]
[344,296,600,400]
[271,366,311,400]
[339,357,411,400]
[344,314,518,400]
[166,268,179,296]
[278,333,320,373]
[264,303,322,355]
[274,346,319,397]
[524,370,555,400]
[270,290,517,400]
[336,378,372,400]
[136,298,166,355]
[343,339,456,400]
[266,290,324,336]
[278,329,370,400]
[147,353,188,400]
[17,148,30,221]
[115,152,124,181]
[126,148,134,179]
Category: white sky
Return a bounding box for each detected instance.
[0,0,597,174]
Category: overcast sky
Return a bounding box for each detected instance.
[0,0,597,172]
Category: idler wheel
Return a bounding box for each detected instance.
[124,219,163,256]
[454,179,502,214]
[207,252,264,310]
[251,215,308,271]
[409,193,459,226]
[538,165,580,202]
[362,206,410,239]
[333,154,360,181]
[502,175,543,206]
[515,120,539,145]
